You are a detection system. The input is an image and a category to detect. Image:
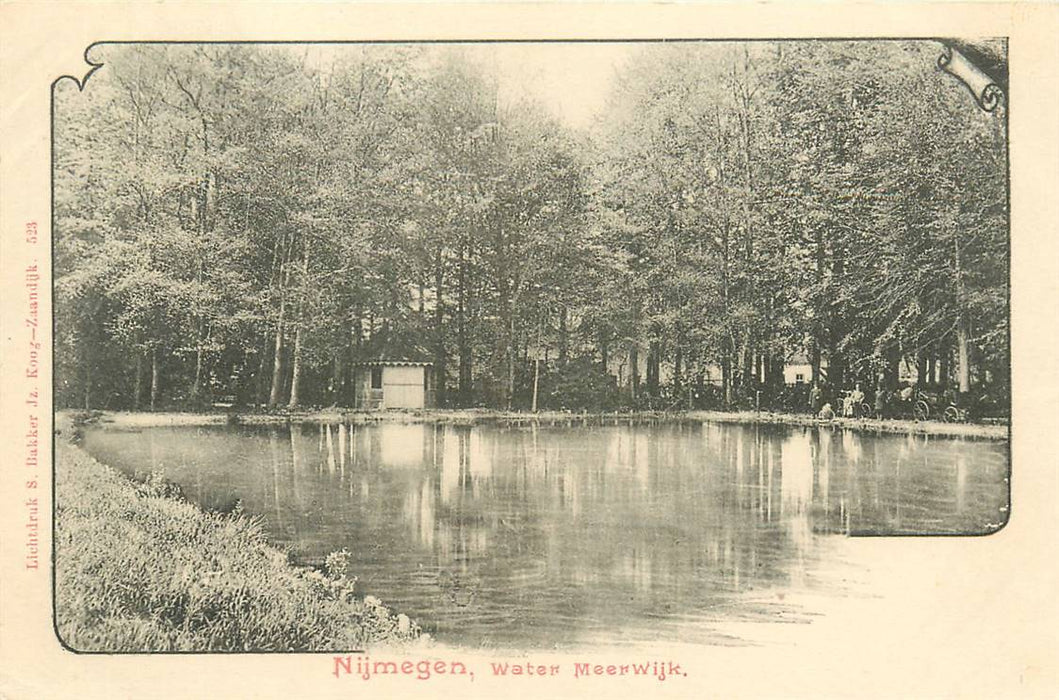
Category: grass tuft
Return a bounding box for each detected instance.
[55,440,422,652]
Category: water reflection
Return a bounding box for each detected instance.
[80,421,1008,649]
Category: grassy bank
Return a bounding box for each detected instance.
[686,410,1008,440]
[78,406,1009,440]
[55,437,422,652]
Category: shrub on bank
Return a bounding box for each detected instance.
[55,442,420,652]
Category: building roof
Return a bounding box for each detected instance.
[351,359,433,367]
[788,351,829,365]
[352,335,432,366]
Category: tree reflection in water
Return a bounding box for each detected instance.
[83,420,1008,649]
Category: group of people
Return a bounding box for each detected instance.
[808,382,868,420]
[808,379,942,421]
[800,376,1001,423]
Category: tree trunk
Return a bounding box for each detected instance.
[496,221,516,410]
[457,244,472,407]
[83,354,92,411]
[829,352,845,393]
[811,342,821,387]
[150,346,159,411]
[721,216,732,406]
[646,339,660,397]
[133,351,143,410]
[190,321,205,404]
[268,258,289,408]
[234,346,253,407]
[531,317,542,412]
[886,345,901,390]
[812,224,825,388]
[256,335,271,406]
[956,322,971,393]
[673,344,683,397]
[693,362,704,409]
[340,339,352,406]
[953,220,971,394]
[722,348,732,406]
[433,247,447,407]
[829,237,846,389]
[507,312,516,410]
[771,355,786,394]
[288,242,311,409]
[558,306,568,365]
[189,161,211,404]
[330,351,342,406]
[628,344,639,401]
[268,313,286,407]
[739,333,753,393]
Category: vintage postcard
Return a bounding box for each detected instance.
[1,2,1056,698]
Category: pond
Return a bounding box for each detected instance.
[79,420,1009,650]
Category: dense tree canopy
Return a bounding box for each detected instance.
[54,41,1008,412]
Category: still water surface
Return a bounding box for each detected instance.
[81,420,1008,649]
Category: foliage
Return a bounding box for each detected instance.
[54,42,1008,413]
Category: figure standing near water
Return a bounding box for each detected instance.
[851,383,865,405]
[874,377,887,418]
[850,383,865,417]
[841,388,856,417]
[809,382,822,415]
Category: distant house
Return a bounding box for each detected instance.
[352,360,435,410]
[700,364,724,386]
[600,343,831,389]
[898,358,919,384]
[784,353,828,385]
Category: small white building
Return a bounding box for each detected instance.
[784,354,828,385]
[353,361,435,410]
